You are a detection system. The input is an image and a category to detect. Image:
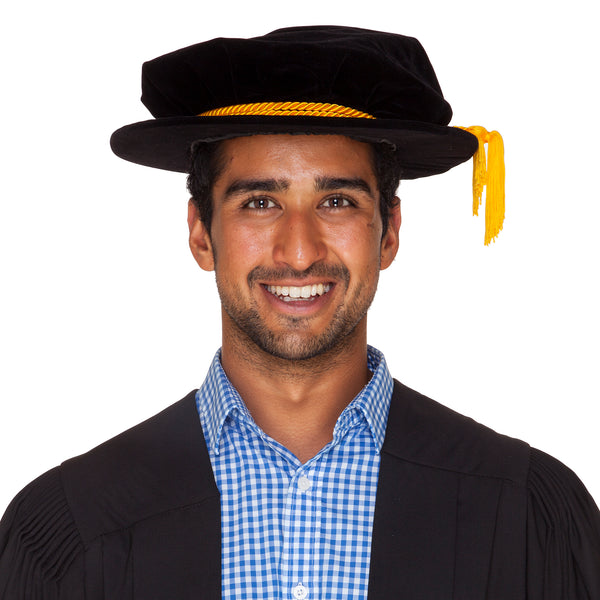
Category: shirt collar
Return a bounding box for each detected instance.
[196,350,249,455]
[196,345,393,455]
[341,345,394,453]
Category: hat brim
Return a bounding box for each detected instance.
[110,115,478,180]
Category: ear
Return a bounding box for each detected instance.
[187,199,215,271]
[380,197,401,270]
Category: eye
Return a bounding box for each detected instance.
[243,197,278,210]
[320,195,353,209]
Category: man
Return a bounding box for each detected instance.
[1,26,599,599]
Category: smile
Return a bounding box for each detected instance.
[265,283,332,302]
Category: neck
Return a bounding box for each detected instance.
[220,315,371,463]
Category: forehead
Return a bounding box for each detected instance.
[215,134,376,181]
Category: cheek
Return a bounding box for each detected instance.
[213,221,272,269]
[326,222,382,268]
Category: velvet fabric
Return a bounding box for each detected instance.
[110,26,478,178]
[2,381,599,598]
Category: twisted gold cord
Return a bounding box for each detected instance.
[199,101,376,119]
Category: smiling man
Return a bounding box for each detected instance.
[188,134,400,464]
[1,26,599,600]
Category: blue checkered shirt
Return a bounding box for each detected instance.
[195,346,394,600]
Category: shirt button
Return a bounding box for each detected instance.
[292,582,308,599]
[297,476,312,491]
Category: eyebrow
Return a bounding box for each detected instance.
[222,175,375,199]
[314,176,374,196]
[224,178,290,198]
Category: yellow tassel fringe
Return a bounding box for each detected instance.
[457,126,505,245]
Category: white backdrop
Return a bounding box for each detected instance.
[1,1,598,514]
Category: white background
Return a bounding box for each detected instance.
[1,1,598,514]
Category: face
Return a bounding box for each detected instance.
[188,134,400,361]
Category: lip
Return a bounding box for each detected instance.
[260,282,336,314]
[261,278,334,287]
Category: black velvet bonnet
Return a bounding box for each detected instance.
[110,26,478,179]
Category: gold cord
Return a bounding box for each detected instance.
[199,101,376,119]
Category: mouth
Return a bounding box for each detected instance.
[264,283,332,302]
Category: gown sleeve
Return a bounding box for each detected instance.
[0,467,84,599]
[527,448,600,600]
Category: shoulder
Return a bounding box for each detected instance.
[384,380,531,484]
[0,390,215,593]
[59,389,216,543]
[385,380,600,595]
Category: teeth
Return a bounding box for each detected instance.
[266,283,331,300]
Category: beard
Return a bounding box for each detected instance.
[215,263,379,361]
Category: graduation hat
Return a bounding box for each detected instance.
[110,26,504,244]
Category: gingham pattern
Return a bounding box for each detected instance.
[196,346,393,600]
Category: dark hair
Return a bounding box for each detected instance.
[187,137,402,236]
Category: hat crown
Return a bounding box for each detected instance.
[140,26,452,125]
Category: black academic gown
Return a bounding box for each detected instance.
[1,381,599,599]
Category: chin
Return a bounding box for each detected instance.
[238,313,364,362]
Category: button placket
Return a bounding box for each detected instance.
[281,466,316,600]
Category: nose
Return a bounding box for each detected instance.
[272,209,326,271]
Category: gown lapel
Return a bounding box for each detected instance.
[367,381,529,600]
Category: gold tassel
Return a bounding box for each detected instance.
[457,126,505,245]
